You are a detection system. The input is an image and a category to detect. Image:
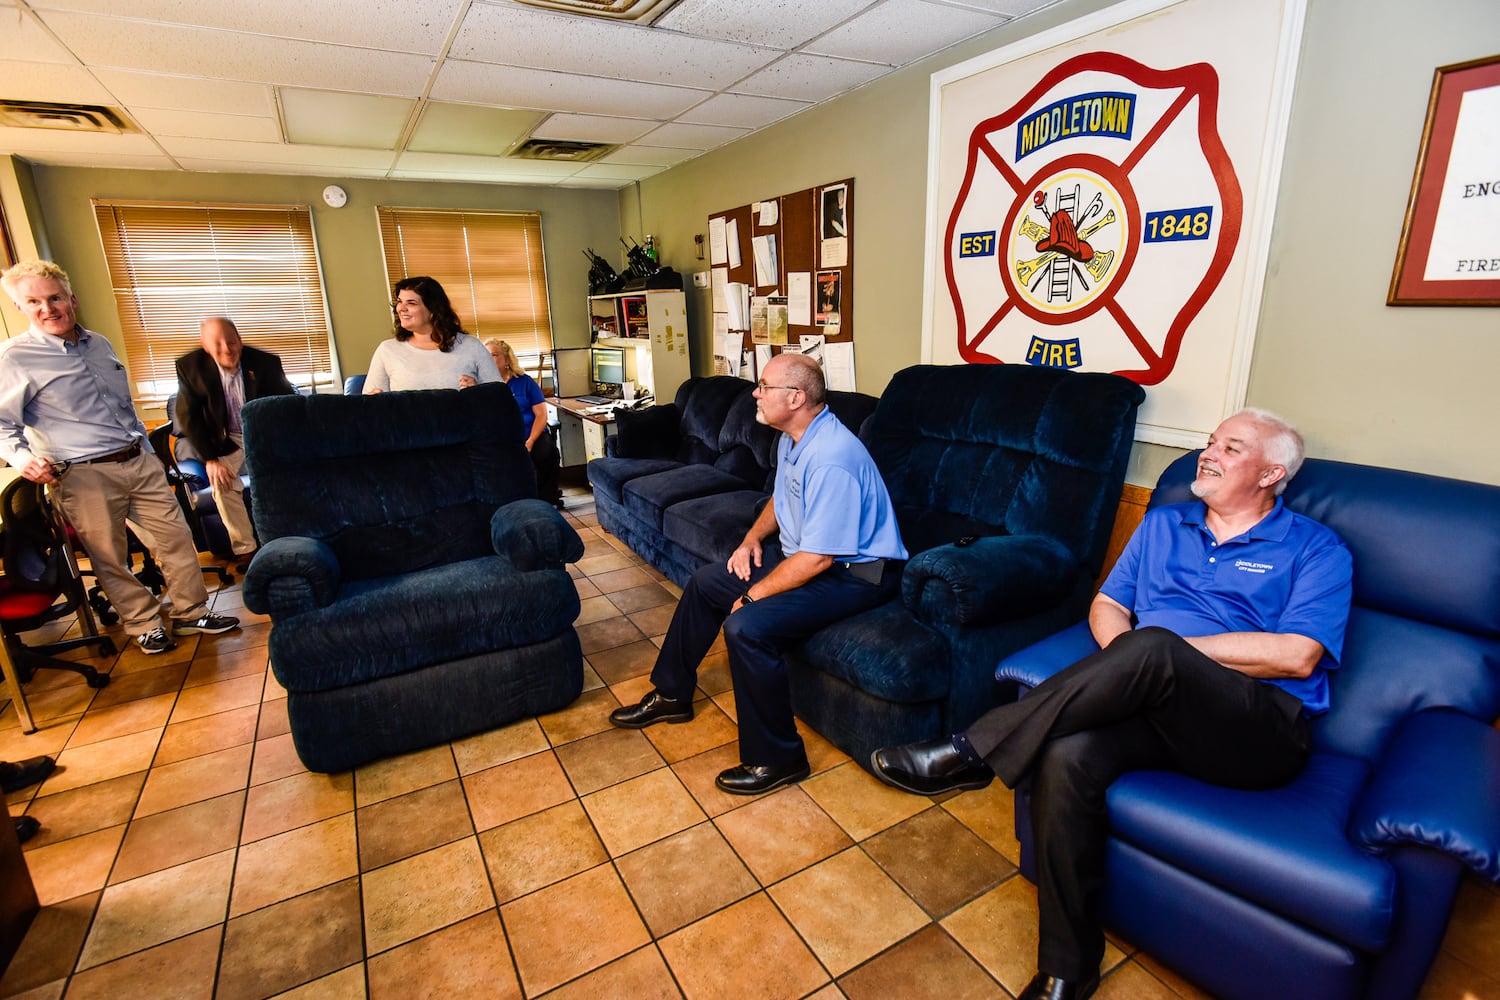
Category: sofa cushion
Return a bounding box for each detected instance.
[623,466,758,532]
[661,489,765,566]
[588,457,683,505]
[678,377,757,464]
[799,600,951,703]
[1107,755,1395,953]
[266,555,579,692]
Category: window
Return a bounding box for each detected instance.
[375,207,553,378]
[93,201,337,398]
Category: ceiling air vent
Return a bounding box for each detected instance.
[510,138,618,162]
[513,0,682,22]
[0,100,134,133]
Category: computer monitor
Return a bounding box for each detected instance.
[591,346,626,397]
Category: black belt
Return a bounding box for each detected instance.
[839,558,887,584]
[76,441,142,465]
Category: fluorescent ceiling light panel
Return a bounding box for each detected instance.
[280,88,412,149]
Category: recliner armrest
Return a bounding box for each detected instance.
[492,498,585,571]
[901,534,1077,627]
[996,620,1101,689]
[1351,708,1500,884]
[241,537,341,617]
[610,403,681,459]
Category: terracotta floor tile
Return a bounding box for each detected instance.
[262,669,286,702]
[802,761,931,841]
[609,674,655,710]
[605,582,675,615]
[575,617,647,656]
[134,742,253,819]
[63,925,221,1000]
[578,537,618,561]
[198,621,271,654]
[366,910,519,1000]
[168,672,264,724]
[23,681,97,725]
[0,890,99,996]
[451,718,550,776]
[111,790,246,884]
[66,693,175,749]
[838,924,1004,1000]
[230,812,358,917]
[477,800,608,903]
[501,864,651,996]
[18,771,143,850]
[357,779,474,872]
[694,650,732,696]
[642,700,738,763]
[354,744,457,807]
[270,964,366,999]
[153,705,259,767]
[239,769,354,844]
[250,732,308,786]
[218,878,363,1000]
[714,786,852,885]
[86,663,189,712]
[37,729,160,796]
[555,728,665,794]
[77,849,235,970]
[574,552,635,577]
[798,721,851,775]
[627,604,676,638]
[769,847,929,976]
[576,595,623,626]
[591,566,654,594]
[586,639,661,685]
[0,717,73,762]
[711,690,736,724]
[182,646,267,689]
[616,822,758,937]
[573,576,603,600]
[1,979,65,1000]
[255,696,290,740]
[1131,951,1216,1000]
[582,767,706,856]
[536,687,618,746]
[658,893,828,1000]
[941,781,1021,865]
[362,837,495,955]
[540,946,682,1000]
[1442,879,1500,973]
[670,743,747,819]
[580,662,605,692]
[1093,961,1182,1000]
[23,825,125,906]
[462,750,574,832]
[862,806,1015,918]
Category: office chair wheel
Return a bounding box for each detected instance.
[97,638,117,658]
[86,671,110,689]
[91,595,118,626]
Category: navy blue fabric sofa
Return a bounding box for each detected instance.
[999,453,1500,1000]
[241,384,585,773]
[591,364,1146,769]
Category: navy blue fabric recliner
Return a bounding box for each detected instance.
[241,384,585,773]
[999,453,1500,1000]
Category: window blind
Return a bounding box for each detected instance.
[92,201,337,398]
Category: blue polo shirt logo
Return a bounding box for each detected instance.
[1234,559,1274,574]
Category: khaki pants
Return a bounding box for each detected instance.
[54,451,210,635]
[212,435,256,555]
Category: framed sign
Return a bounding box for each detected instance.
[1388,54,1500,307]
[921,0,1306,448]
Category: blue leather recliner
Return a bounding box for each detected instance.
[999,453,1500,1000]
[241,383,585,773]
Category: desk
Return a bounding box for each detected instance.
[549,397,618,468]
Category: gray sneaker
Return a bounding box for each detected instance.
[136,626,176,654]
[172,612,241,636]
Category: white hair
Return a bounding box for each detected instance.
[1232,407,1304,494]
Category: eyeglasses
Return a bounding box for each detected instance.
[754,381,801,394]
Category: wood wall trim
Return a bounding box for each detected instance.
[1096,483,1154,589]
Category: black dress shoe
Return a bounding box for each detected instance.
[1017,972,1099,1000]
[12,816,39,845]
[609,690,694,729]
[0,755,56,794]
[715,759,811,796]
[869,738,994,795]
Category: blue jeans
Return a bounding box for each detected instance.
[650,541,899,767]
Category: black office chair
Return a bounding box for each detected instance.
[148,424,234,586]
[0,478,115,692]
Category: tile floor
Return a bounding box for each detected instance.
[0,487,1496,999]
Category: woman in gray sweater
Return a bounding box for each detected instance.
[364,276,500,393]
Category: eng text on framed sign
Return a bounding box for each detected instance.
[1388,54,1500,307]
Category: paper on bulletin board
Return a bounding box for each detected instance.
[824,342,856,391]
[742,350,756,381]
[714,328,741,376]
[726,219,742,268]
[752,234,779,287]
[757,200,779,226]
[755,345,773,375]
[709,218,728,265]
[711,267,729,312]
[798,334,825,366]
[726,282,751,330]
[787,272,812,326]
[768,295,789,346]
[750,297,769,344]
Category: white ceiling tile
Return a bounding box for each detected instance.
[280,89,413,149]
[394,151,584,178]
[600,144,700,167]
[0,60,115,105]
[432,61,708,119]
[36,11,436,96]
[932,0,1053,14]
[407,102,545,156]
[677,92,809,129]
[128,107,281,142]
[453,2,779,90]
[92,71,277,117]
[0,125,163,154]
[732,53,889,102]
[634,121,749,150]
[0,6,79,64]
[12,151,178,171]
[804,0,1002,66]
[654,0,880,49]
[571,161,667,181]
[174,158,392,178]
[556,175,638,189]
[158,135,398,170]
[532,114,657,144]
[28,0,463,53]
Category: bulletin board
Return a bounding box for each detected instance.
[707,177,856,387]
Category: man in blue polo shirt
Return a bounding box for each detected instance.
[871,407,1352,1000]
[611,352,907,795]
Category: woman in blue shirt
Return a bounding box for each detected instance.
[486,339,562,507]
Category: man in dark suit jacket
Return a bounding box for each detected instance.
[175,317,296,557]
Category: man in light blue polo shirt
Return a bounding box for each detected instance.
[612,352,906,795]
[871,407,1352,1000]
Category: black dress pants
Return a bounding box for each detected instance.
[963,627,1311,981]
[531,427,561,504]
